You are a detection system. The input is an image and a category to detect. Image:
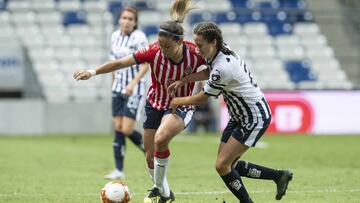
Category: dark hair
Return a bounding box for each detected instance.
[158,0,193,41]
[194,22,235,55]
[193,22,223,51]
[119,7,138,29]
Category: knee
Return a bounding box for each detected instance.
[114,122,122,132]
[215,159,231,176]
[154,132,169,151]
[121,128,134,136]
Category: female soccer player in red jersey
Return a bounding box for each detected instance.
[74,1,204,202]
[168,22,293,203]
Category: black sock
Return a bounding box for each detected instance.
[128,130,145,153]
[114,131,126,171]
[221,170,252,203]
[235,160,282,181]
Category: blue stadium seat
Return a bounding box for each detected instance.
[214,12,237,24]
[268,22,293,36]
[108,1,123,22]
[63,11,86,26]
[188,13,213,25]
[257,1,279,9]
[131,1,154,10]
[285,60,317,83]
[230,0,253,9]
[236,11,261,24]
[142,25,158,35]
[278,0,306,9]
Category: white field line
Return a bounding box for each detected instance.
[1,188,360,197]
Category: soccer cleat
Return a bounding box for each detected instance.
[144,187,161,203]
[104,169,125,180]
[158,190,175,203]
[275,170,293,200]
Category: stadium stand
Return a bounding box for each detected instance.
[0,0,354,102]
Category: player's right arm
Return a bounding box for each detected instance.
[167,68,209,96]
[73,55,136,81]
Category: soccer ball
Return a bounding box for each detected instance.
[100,181,131,203]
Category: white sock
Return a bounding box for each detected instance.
[146,165,154,183]
[154,156,170,197]
[147,165,170,196]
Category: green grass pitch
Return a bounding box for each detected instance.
[0,133,360,203]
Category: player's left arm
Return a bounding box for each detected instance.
[170,91,210,113]
[124,63,149,96]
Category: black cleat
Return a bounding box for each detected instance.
[275,170,293,200]
[158,190,175,203]
[144,187,161,203]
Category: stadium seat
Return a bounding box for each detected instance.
[142,25,159,36]
[63,11,87,26]
[285,60,317,83]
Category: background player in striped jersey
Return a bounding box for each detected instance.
[74,1,205,202]
[104,7,149,180]
[168,22,293,203]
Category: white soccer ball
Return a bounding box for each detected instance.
[100,181,131,203]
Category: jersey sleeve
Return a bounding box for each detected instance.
[203,66,232,97]
[133,42,157,64]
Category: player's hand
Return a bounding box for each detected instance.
[170,98,180,114]
[124,81,135,96]
[167,81,184,96]
[73,70,92,81]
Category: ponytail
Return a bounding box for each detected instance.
[159,0,193,40]
[170,0,193,24]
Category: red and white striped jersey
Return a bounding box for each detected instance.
[133,41,206,110]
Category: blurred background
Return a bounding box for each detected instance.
[0,0,359,135]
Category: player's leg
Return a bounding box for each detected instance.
[234,160,293,200]
[153,113,185,200]
[105,94,126,180]
[152,109,192,202]
[232,119,293,200]
[216,136,253,203]
[122,116,145,152]
[142,101,173,203]
[122,95,145,152]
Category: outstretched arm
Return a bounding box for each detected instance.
[73,55,136,80]
[170,91,210,113]
[167,68,210,95]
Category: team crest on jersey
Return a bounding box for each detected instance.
[184,66,192,75]
[211,69,221,82]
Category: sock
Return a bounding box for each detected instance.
[114,131,126,171]
[128,130,145,153]
[221,170,252,203]
[154,150,171,197]
[147,165,170,195]
[235,160,282,181]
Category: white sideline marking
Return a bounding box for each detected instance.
[1,189,360,197]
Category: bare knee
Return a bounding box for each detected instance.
[216,159,231,176]
[114,121,122,132]
[121,128,134,136]
[154,132,170,151]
